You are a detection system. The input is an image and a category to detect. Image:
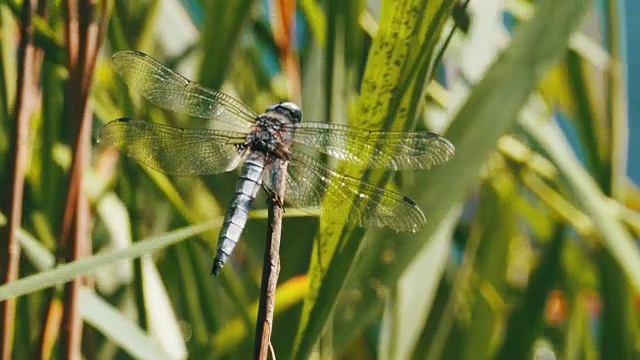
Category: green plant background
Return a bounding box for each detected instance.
[0,0,638,359]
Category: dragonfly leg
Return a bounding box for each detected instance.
[262,184,285,209]
[273,194,284,209]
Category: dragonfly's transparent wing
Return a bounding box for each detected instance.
[99,118,246,175]
[111,50,257,127]
[291,122,454,170]
[264,152,426,232]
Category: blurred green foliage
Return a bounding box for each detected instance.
[0,0,639,359]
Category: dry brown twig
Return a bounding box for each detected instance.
[253,160,289,360]
[253,1,299,358]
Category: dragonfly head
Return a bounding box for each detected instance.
[267,102,302,124]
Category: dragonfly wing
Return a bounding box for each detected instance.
[111,51,257,127]
[292,122,454,170]
[264,152,426,232]
[99,118,246,175]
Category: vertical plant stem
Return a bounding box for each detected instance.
[253,160,288,360]
[57,0,85,356]
[0,0,36,358]
[253,3,298,357]
[50,0,110,358]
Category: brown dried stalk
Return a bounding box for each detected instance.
[43,0,110,358]
[0,0,37,358]
[253,160,289,360]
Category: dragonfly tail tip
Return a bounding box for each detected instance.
[211,259,225,276]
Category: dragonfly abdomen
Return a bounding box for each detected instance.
[211,152,266,275]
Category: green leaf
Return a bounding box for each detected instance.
[294,0,456,357]
[81,288,179,360]
[294,0,592,357]
[378,208,460,360]
[0,221,217,300]
[16,227,185,360]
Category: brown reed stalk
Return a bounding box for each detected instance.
[40,0,110,358]
[0,0,37,358]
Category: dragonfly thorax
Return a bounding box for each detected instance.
[247,114,298,160]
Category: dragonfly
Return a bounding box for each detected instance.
[99,50,455,275]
